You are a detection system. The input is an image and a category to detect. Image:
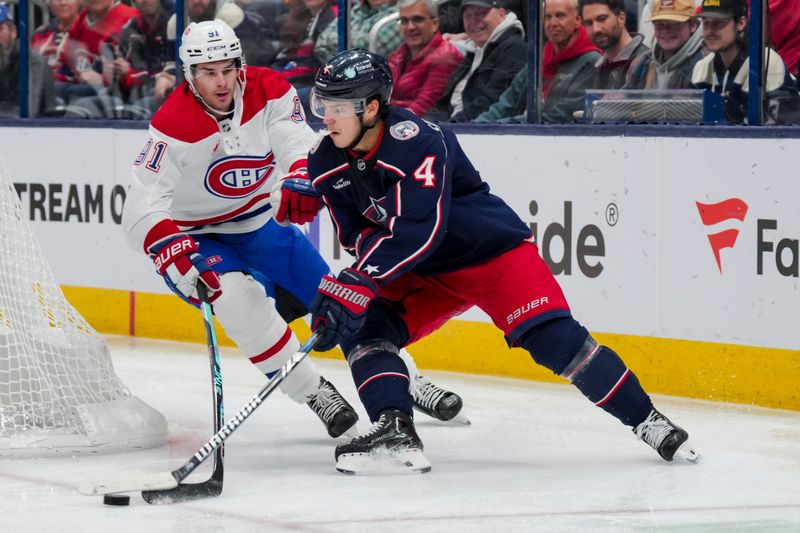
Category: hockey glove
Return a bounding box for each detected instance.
[310,268,378,351]
[270,170,321,226]
[150,234,222,305]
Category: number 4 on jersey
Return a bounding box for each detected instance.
[413,156,437,188]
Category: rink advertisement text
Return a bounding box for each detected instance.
[1,126,797,350]
[13,182,126,224]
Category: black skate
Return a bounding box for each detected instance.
[411,374,468,423]
[633,409,701,463]
[306,378,359,438]
[335,409,431,474]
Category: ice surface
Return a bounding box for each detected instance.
[2,336,798,532]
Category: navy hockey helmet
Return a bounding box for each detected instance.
[310,48,393,118]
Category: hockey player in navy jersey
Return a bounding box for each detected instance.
[306,49,701,474]
[122,21,463,444]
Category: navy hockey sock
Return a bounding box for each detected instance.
[520,318,653,428]
[347,343,412,422]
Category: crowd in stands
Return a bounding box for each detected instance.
[1,0,799,123]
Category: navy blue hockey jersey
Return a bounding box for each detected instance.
[309,107,532,284]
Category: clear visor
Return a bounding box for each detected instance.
[309,88,366,119]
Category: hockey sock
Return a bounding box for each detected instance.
[347,342,412,422]
[520,318,653,428]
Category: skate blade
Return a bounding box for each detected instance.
[447,412,471,425]
[336,448,432,475]
[675,441,702,463]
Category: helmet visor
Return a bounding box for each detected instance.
[309,88,367,119]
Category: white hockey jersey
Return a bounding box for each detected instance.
[122,66,318,254]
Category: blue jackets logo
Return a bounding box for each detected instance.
[205,153,276,198]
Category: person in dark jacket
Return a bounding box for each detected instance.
[425,0,526,122]
[473,0,599,123]
[0,4,58,117]
[581,0,649,89]
[115,0,173,114]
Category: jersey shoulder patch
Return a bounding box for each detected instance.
[389,120,420,141]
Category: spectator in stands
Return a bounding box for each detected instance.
[387,0,463,116]
[691,0,800,123]
[767,0,800,76]
[473,0,598,123]
[270,0,337,87]
[114,0,173,116]
[426,0,526,122]
[0,3,58,117]
[624,0,703,89]
[32,0,82,89]
[59,0,138,105]
[581,0,649,89]
[167,0,276,66]
[315,0,403,62]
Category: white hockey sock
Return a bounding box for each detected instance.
[213,272,321,403]
[398,348,420,390]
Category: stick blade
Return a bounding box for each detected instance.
[78,471,178,496]
[141,478,223,504]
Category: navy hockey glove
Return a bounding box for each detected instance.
[270,170,321,226]
[150,234,222,305]
[310,268,378,351]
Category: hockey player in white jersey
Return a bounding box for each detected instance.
[122,19,463,441]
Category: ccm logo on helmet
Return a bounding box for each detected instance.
[205,153,276,198]
[318,279,371,309]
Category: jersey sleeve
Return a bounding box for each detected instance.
[354,135,451,283]
[121,126,184,255]
[264,83,318,174]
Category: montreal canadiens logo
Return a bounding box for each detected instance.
[205,153,276,199]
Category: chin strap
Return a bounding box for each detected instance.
[346,105,385,150]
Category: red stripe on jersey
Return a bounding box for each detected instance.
[312,163,349,187]
[172,193,271,226]
[357,372,409,393]
[375,160,405,177]
[289,158,308,174]
[143,219,183,254]
[346,122,385,162]
[249,326,293,364]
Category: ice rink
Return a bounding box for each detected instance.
[2,335,799,533]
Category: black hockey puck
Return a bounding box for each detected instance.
[103,494,131,506]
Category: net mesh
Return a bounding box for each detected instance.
[0,156,166,454]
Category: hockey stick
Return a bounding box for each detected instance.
[141,283,225,503]
[78,328,321,502]
[140,329,321,504]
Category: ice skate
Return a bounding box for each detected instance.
[411,374,469,424]
[335,409,431,474]
[306,377,359,438]
[633,409,701,463]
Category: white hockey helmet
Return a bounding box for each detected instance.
[179,19,245,81]
[179,19,246,114]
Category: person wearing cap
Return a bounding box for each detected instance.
[691,0,800,123]
[425,0,526,122]
[0,3,58,117]
[314,0,403,63]
[472,0,600,123]
[624,0,704,90]
[387,0,464,116]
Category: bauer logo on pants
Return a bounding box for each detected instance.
[204,153,276,199]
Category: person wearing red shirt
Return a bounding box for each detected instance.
[387,0,463,116]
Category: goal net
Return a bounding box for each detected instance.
[0,157,167,456]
